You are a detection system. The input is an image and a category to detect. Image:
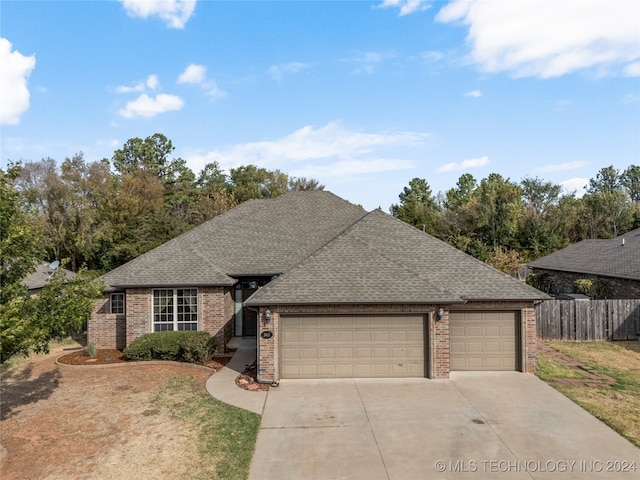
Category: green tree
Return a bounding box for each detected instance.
[289,177,325,191]
[583,166,634,238]
[621,165,640,203]
[518,177,564,259]
[391,178,443,234]
[1,164,43,291]
[112,133,175,179]
[474,174,523,249]
[444,173,477,210]
[1,166,103,363]
[228,165,290,202]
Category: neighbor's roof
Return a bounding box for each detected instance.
[246,209,547,305]
[101,191,367,289]
[528,228,640,281]
[23,262,76,290]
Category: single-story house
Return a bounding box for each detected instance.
[528,228,640,299]
[23,261,76,295]
[90,191,546,380]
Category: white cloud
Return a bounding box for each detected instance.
[116,82,145,93]
[0,38,36,125]
[347,51,388,74]
[119,93,184,118]
[268,62,309,81]
[378,0,431,16]
[146,74,159,89]
[437,155,488,172]
[177,64,226,98]
[184,122,428,177]
[536,161,588,173]
[178,64,206,84]
[116,74,158,93]
[560,178,588,197]
[464,90,482,98]
[621,93,640,104]
[623,62,640,77]
[436,0,640,78]
[421,50,444,62]
[119,0,196,29]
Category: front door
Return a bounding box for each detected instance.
[242,306,257,336]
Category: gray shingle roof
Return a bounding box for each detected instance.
[103,190,545,303]
[246,209,546,305]
[101,191,366,289]
[528,228,640,281]
[23,262,76,290]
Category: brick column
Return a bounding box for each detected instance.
[432,309,450,378]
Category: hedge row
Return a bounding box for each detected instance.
[123,331,218,364]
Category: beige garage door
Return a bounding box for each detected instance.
[280,315,425,378]
[449,311,518,371]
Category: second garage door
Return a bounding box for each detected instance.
[280,315,425,378]
[449,311,518,371]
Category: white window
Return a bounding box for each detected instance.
[153,289,198,332]
[110,293,125,315]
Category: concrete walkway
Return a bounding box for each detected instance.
[205,337,267,415]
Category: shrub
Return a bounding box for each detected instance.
[84,343,97,358]
[573,277,609,299]
[123,331,218,364]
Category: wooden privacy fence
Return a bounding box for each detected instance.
[536,299,640,341]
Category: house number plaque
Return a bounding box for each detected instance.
[261,331,273,339]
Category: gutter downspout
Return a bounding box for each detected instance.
[246,305,279,387]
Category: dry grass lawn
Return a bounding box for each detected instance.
[537,340,640,448]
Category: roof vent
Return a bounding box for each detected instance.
[621,238,625,247]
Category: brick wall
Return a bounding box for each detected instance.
[257,308,278,381]
[89,286,235,350]
[533,268,640,299]
[125,288,151,345]
[201,286,235,350]
[88,295,126,349]
[432,310,450,379]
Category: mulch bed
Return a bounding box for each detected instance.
[56,348,233,371]
[56,348,266,391]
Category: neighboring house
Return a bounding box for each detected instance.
[23,262,76,295]
[90,191,546,380]
[528,229,640,299]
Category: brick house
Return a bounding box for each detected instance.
[89,191,546,380]
[528,228,640,299]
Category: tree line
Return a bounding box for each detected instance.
[391,166,640,275]
[10,133,323,273]
[4,133,639,278]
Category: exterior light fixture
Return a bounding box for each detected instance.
[436,307,445,321]
[264,308,271,323]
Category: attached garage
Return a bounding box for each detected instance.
[449,311,519,371]
[280,315,425,379]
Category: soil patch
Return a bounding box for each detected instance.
[0,345,232,480]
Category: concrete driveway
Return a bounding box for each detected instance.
[249,372,639,479]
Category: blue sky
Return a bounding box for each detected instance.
[2,0,639,211]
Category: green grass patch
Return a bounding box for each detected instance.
[536,353,590,382]
[537,341,640,448]
[150,374,261,480]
